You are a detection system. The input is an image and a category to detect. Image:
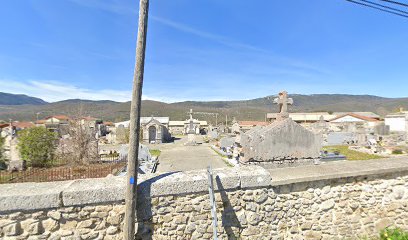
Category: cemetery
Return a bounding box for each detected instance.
[0,1,408,238]
[1,91,408,239]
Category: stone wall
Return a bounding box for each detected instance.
[1,159,408,239]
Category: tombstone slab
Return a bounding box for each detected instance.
[240,118,321,164]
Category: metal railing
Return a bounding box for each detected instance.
[0,156,127,184]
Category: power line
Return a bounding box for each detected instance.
[359,0,408,14]
[379,0,408,8]
[346,0,408,18]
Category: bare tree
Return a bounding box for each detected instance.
[57,119,99,165]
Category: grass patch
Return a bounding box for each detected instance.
[211,147,228,158]
[323,145,384,161]
[149,149,161,157]
[392,149,404,155]
[221,158,235,168]
[210,147,234,167]
[360,227,408,240]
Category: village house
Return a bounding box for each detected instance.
[168,120,208,135]
[332,112,381,120]
[267,112,334,123]
[329,113,382,128]
[80,116,107,137]
[36,115,70,135]
[385,111,408,132]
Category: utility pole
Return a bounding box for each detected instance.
[124,0,149,239]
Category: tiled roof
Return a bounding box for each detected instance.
[329,113,380,122]
[12,122,35,129]
[46,115,70,121]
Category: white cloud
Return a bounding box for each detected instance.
[0,80,135,102]
[150,16,265,52]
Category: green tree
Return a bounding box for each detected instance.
[18,127,58,167]
[0,136,6,164]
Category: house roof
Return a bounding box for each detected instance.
[169,121,185,126]
[0,123,9,129]
[35,120,47,124]
[141,117,169,125]
[333,112,380,119]
[329,113,380,122]
[385,111,408,118]
[115,117,170,128]
[46,115,70,121]
[12,121,35,129]
[144,117,163,126]
[239,121,269,127]
[104,121,114,126]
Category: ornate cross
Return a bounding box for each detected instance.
[273,91,293,119]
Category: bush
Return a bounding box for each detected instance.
[18,127,58,167]
[0,136,7,170]
[0,136,6,163]
[380,228,408,240]
[392,149,403,155]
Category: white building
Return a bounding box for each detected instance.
[329,113,381,127]
[267,112,334,123]
[168,120,208,135]
[385,112,408,132]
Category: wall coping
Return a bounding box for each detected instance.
[1,157,407,213]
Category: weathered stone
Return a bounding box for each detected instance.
[107,214,123,225]
[241,118,321,163]
[29,221,43,235]
[47,211,61,220]
[42,219,59,232]
[321,200,335,211]
[3,222,22,236]
[247,212,262,225]
[106,226,118,235]
[76,219,94,229]
[61,220,77,230]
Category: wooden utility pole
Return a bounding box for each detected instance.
[124,0,149,239]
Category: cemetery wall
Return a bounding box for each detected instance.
[1,161,408,239]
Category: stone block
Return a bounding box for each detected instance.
[241,118,321,163]
[138,167,240,198]
[237,166,272,189]
[0,181,72,212]
[62,177,125,206]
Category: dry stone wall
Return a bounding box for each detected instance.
[0,163,407,240]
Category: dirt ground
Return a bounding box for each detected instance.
[153,135,228,173]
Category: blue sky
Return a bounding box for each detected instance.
[0,0,407,102]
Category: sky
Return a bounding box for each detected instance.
[0,0,407,103]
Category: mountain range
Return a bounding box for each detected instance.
[0,92,407,123]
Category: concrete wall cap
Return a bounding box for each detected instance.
[0,181,73,213]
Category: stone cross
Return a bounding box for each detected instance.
[273,91,293,119]
[189,109,193,121]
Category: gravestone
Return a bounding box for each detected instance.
[374,124,390,136]
[327,132,356,146]
[185,109,197,146]
[208,130,219,140]
[7,136,25,171]
[273,91,293,120]
[231,117,240,134]
[118,144,156,174]
[240,91,321,167]
[220,137,235,149]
